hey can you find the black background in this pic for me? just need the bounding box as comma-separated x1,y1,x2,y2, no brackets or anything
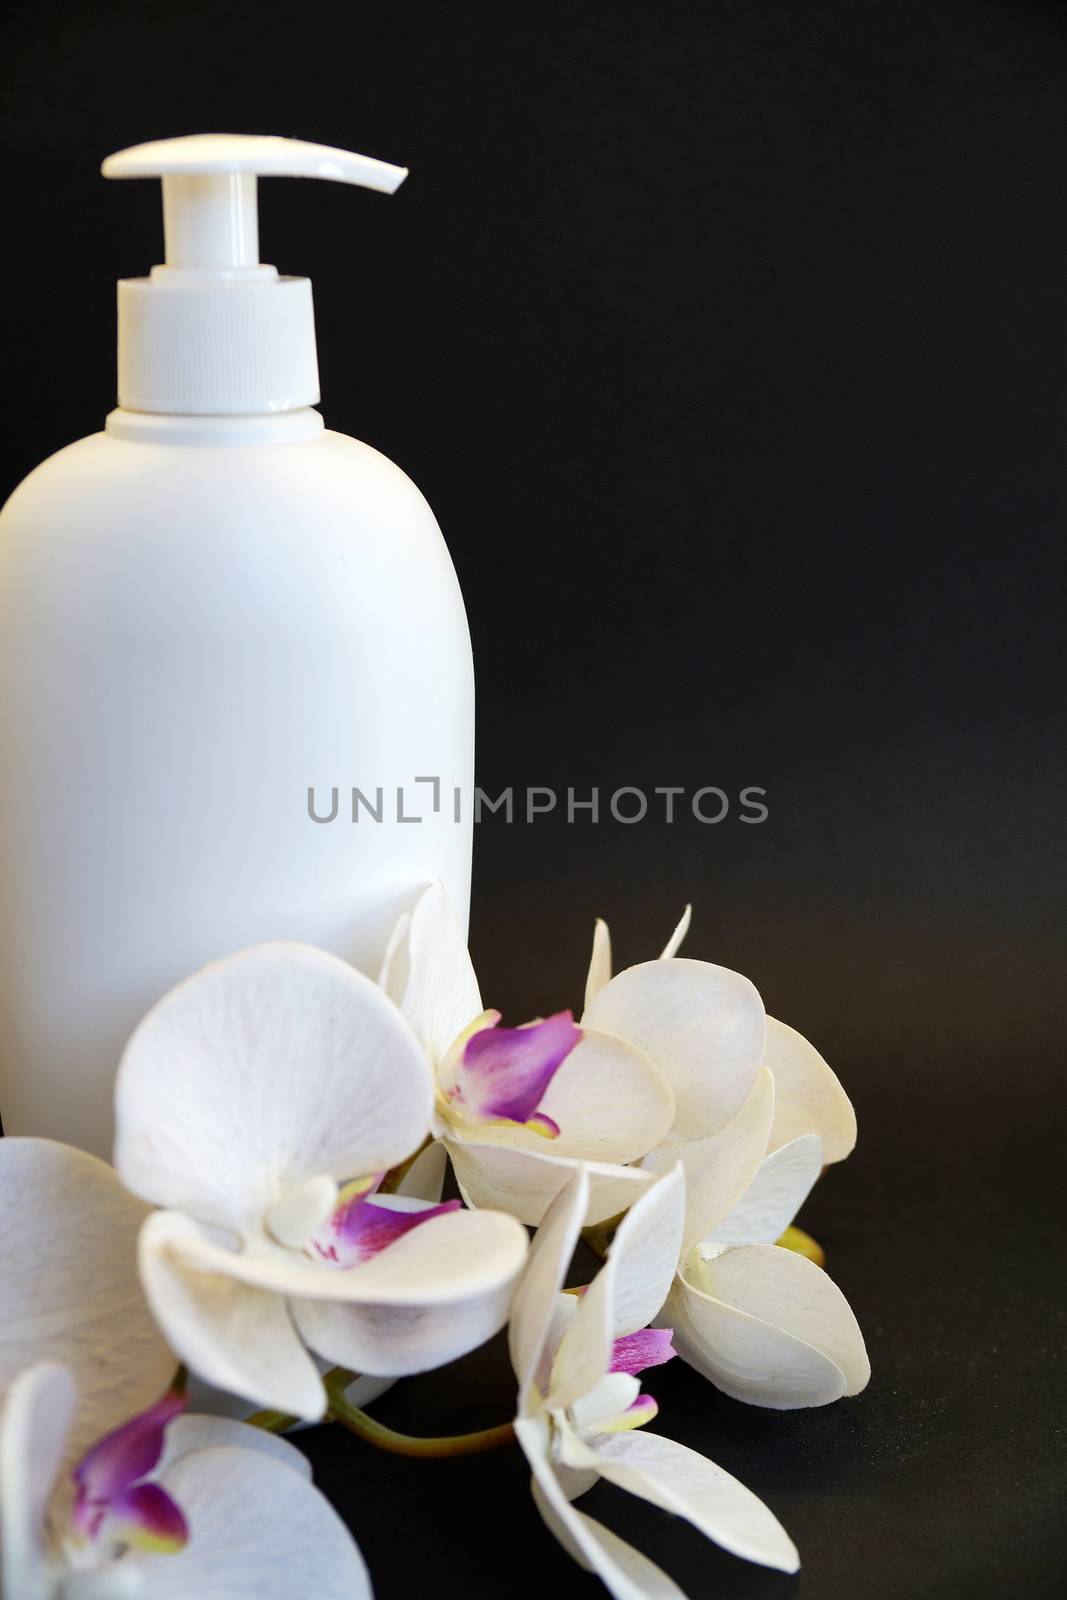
3,3,1066,1596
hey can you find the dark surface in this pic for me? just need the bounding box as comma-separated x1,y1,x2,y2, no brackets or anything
4,1,1066,1595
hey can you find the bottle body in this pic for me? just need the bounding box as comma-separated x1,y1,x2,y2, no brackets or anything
0,410,474,1158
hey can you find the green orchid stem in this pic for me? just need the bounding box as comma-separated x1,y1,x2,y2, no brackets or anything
245,1406,300,1433
323,1371,515,1459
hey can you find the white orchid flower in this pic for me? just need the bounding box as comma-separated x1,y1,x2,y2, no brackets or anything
508,1166,799,1599
587,907,857,1163
380,886,769,1225
113,942,529,1421
0,1362,369,1599
0,1139,176,1468
645,1067,870,1407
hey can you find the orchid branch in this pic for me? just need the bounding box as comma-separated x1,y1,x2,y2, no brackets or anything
244,1405,300,1433
323,1370,515,1459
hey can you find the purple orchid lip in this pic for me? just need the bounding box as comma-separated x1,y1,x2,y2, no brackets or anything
449,1010,581,1132
620,1393,659,1425
609,1327,676,1378
313,1188,462,1270
103,1480,190,1554
525,1111,561,1139
72,1391,189,1553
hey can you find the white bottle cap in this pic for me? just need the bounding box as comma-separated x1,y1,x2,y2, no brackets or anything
102,134,408,415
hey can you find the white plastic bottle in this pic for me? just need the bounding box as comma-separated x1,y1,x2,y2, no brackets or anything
0,135,474,1160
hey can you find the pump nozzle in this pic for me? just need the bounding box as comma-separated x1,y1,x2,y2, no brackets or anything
104,135,407,273
103,133,409,414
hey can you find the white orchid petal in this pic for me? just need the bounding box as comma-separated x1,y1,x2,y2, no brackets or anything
539,1295,580,1387
570,1373,642,1432
550,1166,685,1413
546,1267,628,1416
265,1175,339,1251
390,882,482,1065
0,1140,175,1463
0,1362,74,1600
764,1017,857,1163
600,1162,686,1338
536,1484,690,1600
447,1137,656,1227
695,1244,869,1396
291,1266,515,1378
562,1514,688,1600
659,905,691,960
553,1456,601,1503
114,943,433,1230
458,1027,673,1165
554,1411,617,1484
547,1282,612,1414
391,1138,449,1200
288,1206,527,1376
529,1468,594,1570
644,1068,774,1253
671,1245,869,1408
670,1280,845,1409
131,1444,370,1598
584,918,613,1010
539,1029,675,1161
161,1200,525,1306
582,959,765,1140
710,1134,823,1249
583,1428,800,1574
517,1416,686,1600
156,1414,312,1481
509,1171,589,1407
138,1212,326,1421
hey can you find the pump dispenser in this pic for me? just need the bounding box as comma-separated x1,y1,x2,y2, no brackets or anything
104,135,407,414
0,134,474,1162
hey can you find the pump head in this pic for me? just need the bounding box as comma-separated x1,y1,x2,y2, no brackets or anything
103,134,408,415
